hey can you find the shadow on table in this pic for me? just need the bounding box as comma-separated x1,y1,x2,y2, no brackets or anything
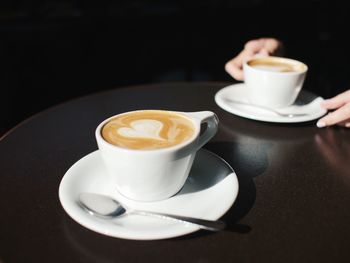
204,111,323,237
177,135,269,239
172,137,267,240
206,140,267,232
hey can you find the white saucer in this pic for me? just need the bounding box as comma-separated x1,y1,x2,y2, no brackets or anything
215,83,327,123
59,149,238,240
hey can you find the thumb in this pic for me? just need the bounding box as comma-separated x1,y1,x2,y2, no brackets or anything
321,90,350,110
257,48,269,57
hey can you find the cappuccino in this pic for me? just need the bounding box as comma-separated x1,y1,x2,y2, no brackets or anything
101,110,195,150
248,57,306,73
243,56,308,108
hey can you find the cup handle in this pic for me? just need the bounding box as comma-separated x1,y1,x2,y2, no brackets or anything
186,111,219,151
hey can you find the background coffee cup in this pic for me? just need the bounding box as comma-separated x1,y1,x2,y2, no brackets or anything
243,56,308,108
95,110,218,202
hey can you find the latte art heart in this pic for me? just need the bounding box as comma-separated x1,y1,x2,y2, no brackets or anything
118,120,165,141
101,110,195,150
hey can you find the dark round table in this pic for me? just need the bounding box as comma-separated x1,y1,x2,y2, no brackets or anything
1,82,350,263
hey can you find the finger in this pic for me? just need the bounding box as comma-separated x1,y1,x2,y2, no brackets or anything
262,38,283,54
257,48,270,57
225,53,245,81
225,49,254,81
225,59,244,81
321,90,350,109
244,39,264,53
316,103,350,127
335,118,350,128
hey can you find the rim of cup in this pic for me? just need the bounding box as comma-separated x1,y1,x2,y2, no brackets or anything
95,109,201,154
244,56,308,75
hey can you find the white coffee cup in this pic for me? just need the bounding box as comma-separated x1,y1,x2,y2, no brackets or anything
243,56,308,108
95,110,218,202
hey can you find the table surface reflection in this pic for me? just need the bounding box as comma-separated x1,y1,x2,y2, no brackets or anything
1,82,350,263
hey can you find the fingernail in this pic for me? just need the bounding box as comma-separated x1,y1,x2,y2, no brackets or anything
316,121,326,128
320,100,329,107
346,123,350,128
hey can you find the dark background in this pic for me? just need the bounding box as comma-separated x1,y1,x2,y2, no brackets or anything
1,0,350,134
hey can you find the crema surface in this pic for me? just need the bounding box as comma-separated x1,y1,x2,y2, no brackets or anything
248,58,305,73
101,111,195,150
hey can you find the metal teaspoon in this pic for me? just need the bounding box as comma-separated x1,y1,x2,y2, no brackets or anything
226,98,308,117
79,192,226,231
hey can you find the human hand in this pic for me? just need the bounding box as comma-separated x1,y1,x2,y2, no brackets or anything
316,90,350,128
225,38,284,81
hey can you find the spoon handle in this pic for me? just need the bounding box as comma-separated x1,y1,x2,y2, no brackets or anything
131,210,226,231
226,98,308,117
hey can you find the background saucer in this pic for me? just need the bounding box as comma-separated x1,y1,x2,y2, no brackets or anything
59,149,238,240
215,83,327,123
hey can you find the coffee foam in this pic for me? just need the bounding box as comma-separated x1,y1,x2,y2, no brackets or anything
118,119,165,141
101,111,195,150
248,58,305,73
251,64,294,72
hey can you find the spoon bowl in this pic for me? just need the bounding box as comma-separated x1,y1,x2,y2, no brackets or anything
79,192,226,231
